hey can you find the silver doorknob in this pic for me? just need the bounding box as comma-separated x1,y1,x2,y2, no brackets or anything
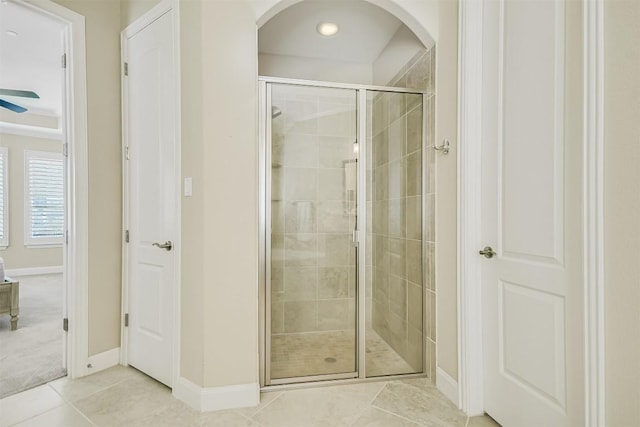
152,241,173,251
479,246,496,259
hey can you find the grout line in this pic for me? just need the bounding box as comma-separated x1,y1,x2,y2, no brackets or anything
4,391,67,427
50,371,134,404
46,383,105,426
372,405,428,426
246,390,285,420
367,380,388,406
345,381,388,426
65,400,98,427
46,369,140,426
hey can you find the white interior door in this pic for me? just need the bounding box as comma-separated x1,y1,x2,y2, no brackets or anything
125,10,176,388
481,1,584,425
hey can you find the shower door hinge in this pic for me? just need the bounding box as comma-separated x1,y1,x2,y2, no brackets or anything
124,313,129,327
125,230,129,243
61,53,67,69
63,318,68,332
124,62,129,76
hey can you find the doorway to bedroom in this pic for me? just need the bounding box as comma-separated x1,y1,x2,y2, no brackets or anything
0,0,68,398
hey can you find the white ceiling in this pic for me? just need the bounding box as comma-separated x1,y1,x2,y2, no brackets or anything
0,0,64,118
259,0,404,64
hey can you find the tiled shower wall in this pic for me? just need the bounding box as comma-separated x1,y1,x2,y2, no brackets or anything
270,86,358,337
369,47,436,379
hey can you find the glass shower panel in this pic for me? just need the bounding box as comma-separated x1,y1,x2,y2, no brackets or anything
365,91,424,377
269,83,358,381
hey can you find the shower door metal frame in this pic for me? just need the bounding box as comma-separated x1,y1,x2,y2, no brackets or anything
259,76,430,388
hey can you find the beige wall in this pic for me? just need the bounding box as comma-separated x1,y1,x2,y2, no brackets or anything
259,53,373,84
604,1,640,424
120,0,161,29
0,134,63,269
178,0,205,387
434,0,458,381
53,0,122,357
200,0,259,388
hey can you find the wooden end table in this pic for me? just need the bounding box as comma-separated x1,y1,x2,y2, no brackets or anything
0,277,19,330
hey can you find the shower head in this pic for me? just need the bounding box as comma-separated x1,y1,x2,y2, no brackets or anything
271,106,282,119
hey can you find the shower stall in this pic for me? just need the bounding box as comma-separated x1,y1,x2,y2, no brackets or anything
259,76,434,386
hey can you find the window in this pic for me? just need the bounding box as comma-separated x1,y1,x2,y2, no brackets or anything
0,147,7,248
25,150,64,246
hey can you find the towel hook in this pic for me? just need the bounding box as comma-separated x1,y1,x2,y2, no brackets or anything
434,139,450,155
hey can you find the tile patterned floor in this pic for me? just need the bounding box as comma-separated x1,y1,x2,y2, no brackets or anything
0,366,500,427
271,329,414,379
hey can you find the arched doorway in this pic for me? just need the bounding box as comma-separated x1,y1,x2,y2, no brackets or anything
257,0,438,387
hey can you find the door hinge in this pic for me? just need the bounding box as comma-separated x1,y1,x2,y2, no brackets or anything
65,230,69,245
63,318,68,332
125,229,129,243
124,313,129,327
125,146,130,160
124,62,129,76
61,53,67,69
63,142,69,157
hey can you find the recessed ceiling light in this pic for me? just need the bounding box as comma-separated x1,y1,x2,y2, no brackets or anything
316,22,339,37
6,30,18,37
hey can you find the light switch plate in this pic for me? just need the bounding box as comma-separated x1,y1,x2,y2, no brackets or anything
184,177,192,197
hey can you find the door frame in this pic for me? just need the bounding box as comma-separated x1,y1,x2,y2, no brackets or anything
456,0,606,424
18,0,89,379
120,0,182,388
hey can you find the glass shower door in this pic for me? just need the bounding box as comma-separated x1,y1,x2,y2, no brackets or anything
365,90,426,377
267,83,359,383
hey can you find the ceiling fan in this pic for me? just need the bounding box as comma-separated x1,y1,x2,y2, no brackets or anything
0,88,40,113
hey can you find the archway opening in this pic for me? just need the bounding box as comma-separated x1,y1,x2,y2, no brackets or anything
258,0,433,86
258,0,438,387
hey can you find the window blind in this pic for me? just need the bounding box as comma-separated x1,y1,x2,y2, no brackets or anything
26,152,63,244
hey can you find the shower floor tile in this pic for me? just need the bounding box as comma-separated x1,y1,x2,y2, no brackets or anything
270,329,415,380
271,330,356,379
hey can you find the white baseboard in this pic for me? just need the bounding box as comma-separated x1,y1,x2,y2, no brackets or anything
86,348,120,374
436,367,460,407
173,377,260,412
5,265,63,277
173,377,202,410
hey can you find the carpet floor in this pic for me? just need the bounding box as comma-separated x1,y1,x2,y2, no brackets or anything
0,274,66,398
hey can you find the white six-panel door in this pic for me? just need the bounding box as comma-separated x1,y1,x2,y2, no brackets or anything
124,10,176,387
481,0,584,425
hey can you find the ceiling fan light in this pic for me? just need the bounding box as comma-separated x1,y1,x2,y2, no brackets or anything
316,22,339,37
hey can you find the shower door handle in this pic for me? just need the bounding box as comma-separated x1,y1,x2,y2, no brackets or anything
152,241,173,251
